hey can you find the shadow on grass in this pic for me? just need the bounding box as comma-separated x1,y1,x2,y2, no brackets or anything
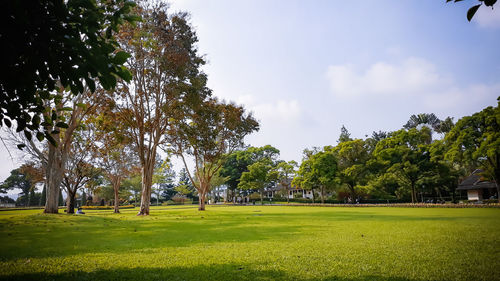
0,211,301,260
0,264,422,281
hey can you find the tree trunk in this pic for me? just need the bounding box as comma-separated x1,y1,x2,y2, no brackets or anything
411,182,416,204
66,191,76,214
113,180,121,213
311,188,315,203
138,162,154,216
286,187,289,204
321,186,325,204
44,144,64,214
199,192,206,211
260,189,264,205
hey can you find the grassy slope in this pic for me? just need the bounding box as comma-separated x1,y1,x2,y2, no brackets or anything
0,206,498,281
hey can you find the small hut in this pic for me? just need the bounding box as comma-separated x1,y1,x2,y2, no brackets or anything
456,169,498,201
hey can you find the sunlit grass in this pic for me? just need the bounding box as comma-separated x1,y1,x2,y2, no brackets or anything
0,205,498,280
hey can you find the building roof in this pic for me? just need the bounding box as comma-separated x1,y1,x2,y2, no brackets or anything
456,169,497,191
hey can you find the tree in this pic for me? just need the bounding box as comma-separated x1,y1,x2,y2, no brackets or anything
219,145,280,201
293,149,337,203
0,168,31,206
445,100,500,202
329,139,371,200
169,98,259,210
89,98,138,213
276,161,298,203
9,87,105,213
373,128,434,203
0,0,137,140
446,0,497,21
116,3,209,215
239,160,277,205
337,125,352,143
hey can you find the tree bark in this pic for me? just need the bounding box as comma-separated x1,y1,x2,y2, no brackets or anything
138,161,154,216
199,192,206,211
66,191,76,214
320,186,325,204
260,189,263,205
411,182,416,204
113,179,121,213
44,144,64,214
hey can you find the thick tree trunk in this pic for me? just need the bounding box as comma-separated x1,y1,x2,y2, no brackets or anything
44,144,64,214
311,188,315,203
199,192,206,211
66,192,76,214
321,186,325,204
260,190,264,205
138,162,154,216
286,187,289,204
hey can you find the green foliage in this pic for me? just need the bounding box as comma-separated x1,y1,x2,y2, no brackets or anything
372,127,434,203
0,0,138,140
445,100,500,201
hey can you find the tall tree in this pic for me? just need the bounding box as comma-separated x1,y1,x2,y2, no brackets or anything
90,97,138,213
116,3,209,215
169,98,259,210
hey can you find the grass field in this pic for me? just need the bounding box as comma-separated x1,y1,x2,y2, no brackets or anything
0,205,499,281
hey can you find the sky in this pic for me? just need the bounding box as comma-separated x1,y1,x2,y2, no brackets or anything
1,0,499,195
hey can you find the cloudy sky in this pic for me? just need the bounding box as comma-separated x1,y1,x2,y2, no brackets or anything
1,0,499,187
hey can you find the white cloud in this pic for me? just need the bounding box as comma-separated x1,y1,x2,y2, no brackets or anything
326,57,450,98
474,5,500,29
325,57,499,113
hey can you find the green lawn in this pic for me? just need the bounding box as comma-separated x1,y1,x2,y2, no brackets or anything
0,205,499,281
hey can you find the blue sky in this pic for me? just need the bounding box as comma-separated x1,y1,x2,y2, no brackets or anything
1,0,499,189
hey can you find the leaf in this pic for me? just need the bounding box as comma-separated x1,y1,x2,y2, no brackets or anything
51,130,60,135
467,4,481,21
24,130,32,141
45,133,57,147
36,132,45,142
3,118,11,128
56,122,69,129
17,144,26,150
113,51,131,65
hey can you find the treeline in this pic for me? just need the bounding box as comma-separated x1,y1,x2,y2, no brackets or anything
219,105,500,204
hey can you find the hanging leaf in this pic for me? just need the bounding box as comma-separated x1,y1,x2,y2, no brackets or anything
467,4,481,21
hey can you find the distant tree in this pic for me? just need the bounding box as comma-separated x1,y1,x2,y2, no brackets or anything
239,160,278,205
445,100,500,202
373,128,434,203
329,139,371,200
276,160,298,203
293,150,337,203
80,190,87,207
219,145,280,200
0,168,32,206
337,125,352,143
169,98,259,210
40,185,46,206
0,0,137,140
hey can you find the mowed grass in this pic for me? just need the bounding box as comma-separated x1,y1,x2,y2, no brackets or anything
0,206,499,281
